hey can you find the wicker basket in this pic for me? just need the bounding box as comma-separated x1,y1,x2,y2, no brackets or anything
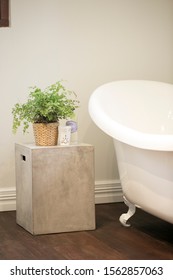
33,122,59,146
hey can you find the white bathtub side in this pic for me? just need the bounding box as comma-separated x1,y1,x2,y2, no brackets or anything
114,140,173,224
89,80,173,224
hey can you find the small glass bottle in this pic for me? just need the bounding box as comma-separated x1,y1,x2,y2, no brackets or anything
66,114,78,144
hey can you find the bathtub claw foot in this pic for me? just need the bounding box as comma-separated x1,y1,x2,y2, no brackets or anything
119,196,136,227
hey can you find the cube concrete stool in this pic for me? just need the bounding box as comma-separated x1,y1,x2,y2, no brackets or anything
15,143,95,235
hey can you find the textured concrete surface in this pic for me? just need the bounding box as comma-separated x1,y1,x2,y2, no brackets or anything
15,143,95,235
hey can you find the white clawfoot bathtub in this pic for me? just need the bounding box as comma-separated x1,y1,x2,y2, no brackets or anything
89,80,173,226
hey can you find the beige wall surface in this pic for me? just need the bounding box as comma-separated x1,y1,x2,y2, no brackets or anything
0,0,173,189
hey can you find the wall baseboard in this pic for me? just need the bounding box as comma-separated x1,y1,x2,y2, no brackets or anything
95,180,123,204
0,187,16,212
0,181,123,212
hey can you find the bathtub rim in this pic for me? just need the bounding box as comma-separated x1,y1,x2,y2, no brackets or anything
89,80,173,151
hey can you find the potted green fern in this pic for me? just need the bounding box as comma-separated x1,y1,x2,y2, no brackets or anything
12,81,80,146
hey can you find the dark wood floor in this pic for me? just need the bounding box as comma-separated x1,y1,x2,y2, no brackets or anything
0,202,173,260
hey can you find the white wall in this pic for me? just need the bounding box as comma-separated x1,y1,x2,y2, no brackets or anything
0,0,173,195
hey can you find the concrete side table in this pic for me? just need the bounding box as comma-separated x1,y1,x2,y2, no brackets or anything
15,143,95,235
